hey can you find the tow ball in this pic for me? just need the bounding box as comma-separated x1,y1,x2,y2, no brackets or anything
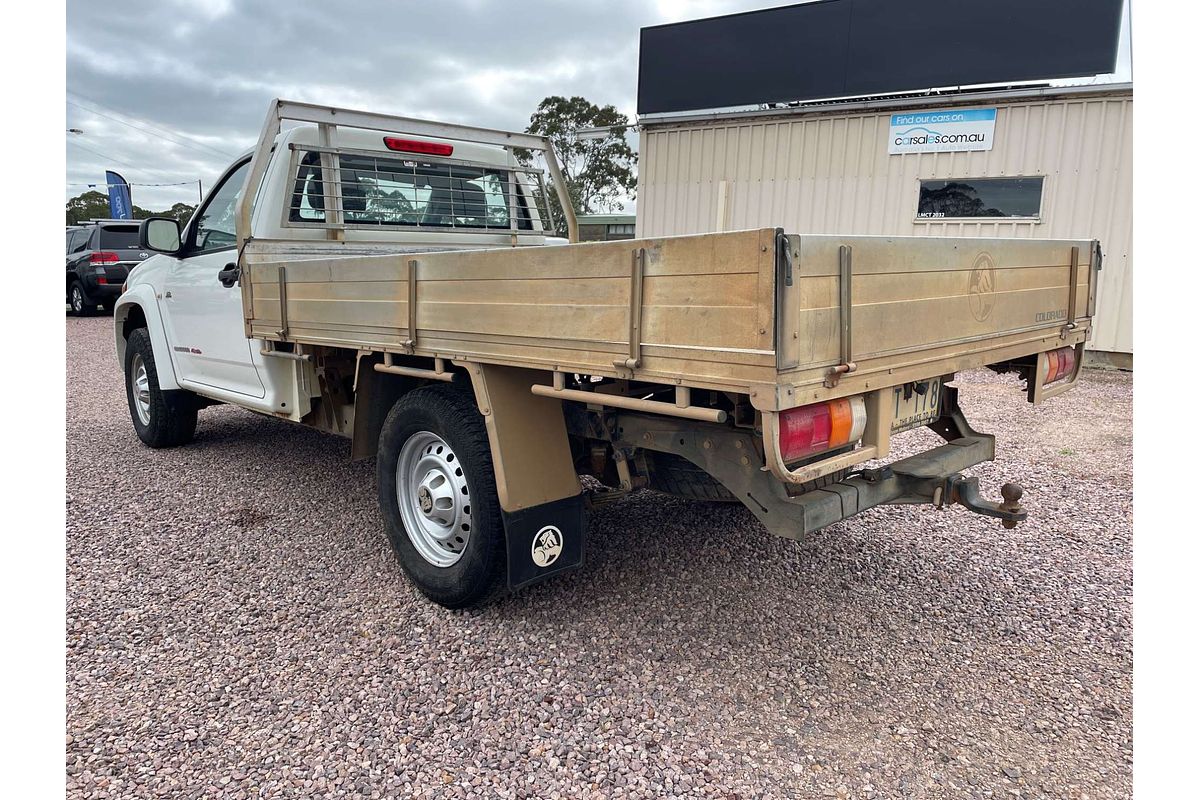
941,475,1027,529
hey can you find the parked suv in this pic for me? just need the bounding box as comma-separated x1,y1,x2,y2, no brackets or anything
66,221,151,315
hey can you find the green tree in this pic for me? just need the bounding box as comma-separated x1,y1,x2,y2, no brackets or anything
66,191,122,225
163,202,197,225
65,190,195,226
516,96,637,235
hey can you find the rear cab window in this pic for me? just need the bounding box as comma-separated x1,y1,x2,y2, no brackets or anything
290,151,532,230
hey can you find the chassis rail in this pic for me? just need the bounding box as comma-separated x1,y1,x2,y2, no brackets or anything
570,385,1024,540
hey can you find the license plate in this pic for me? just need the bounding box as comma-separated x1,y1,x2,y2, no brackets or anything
890,377,942,433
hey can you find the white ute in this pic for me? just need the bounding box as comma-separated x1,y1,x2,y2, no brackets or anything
115,100,1097,609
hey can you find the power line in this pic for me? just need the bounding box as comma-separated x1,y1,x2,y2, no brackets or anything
66,91,237,158
66,92,237,160
66,99,236,161
66,138,188,183
65,141,157,177
66,181,198,187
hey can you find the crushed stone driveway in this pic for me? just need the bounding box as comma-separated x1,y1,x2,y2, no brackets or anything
66,315,1131,799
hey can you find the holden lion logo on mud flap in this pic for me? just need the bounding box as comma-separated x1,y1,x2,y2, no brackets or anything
531,526,563,568
968,252,997,322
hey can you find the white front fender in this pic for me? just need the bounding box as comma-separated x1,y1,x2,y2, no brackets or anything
113,286,180,391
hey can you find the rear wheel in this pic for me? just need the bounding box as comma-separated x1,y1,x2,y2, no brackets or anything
124,328,197,448
646,451,738,502
69,282,96,316
376,385,506,609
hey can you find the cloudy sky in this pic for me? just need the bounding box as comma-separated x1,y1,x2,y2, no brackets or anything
66,0,1131,212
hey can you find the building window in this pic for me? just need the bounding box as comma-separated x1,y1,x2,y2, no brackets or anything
916,177,1044,220
608,224,635,235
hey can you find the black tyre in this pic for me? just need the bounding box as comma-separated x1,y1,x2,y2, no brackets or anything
646,451,738,503
69,282,96,316
376,385,506,609
124,328,198,448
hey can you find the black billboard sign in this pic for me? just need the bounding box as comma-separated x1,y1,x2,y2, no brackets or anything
637,0,1125,115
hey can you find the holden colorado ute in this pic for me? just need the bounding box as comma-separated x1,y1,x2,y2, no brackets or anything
113,100,1098,608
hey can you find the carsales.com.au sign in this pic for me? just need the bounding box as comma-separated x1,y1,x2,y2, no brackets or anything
888,107,996,155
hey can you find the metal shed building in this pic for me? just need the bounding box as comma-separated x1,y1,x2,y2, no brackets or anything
635,83,1132,365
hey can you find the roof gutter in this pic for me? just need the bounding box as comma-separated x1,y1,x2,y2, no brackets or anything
637,82,1134,128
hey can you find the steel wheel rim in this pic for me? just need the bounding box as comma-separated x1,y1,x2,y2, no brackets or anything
71,287,83,312
396,431,472,567
131,353,152,425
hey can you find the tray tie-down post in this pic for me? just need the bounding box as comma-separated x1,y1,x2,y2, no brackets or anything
613,247,645,377
825,244,857,388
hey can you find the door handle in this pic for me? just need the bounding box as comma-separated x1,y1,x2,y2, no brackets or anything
218,263,240,288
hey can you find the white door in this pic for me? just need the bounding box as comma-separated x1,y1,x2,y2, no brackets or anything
161,158,265,398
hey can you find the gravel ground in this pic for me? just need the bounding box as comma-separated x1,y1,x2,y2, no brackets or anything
66,315,1132,799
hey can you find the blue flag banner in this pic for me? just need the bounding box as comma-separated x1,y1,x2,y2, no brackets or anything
105,171,132,220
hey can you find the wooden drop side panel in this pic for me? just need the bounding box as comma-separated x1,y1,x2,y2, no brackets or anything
777,235,1095,377
242,228,780,390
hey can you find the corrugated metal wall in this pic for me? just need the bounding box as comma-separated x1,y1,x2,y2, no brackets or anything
636,89,1132,354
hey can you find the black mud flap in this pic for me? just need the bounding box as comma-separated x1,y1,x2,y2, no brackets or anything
502,494,586,591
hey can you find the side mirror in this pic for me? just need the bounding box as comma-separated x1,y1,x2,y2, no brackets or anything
139,217,182,254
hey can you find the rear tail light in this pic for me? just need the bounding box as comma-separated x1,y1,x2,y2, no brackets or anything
90,251,118,264
383,137,454,157
1041,346,1077,385
778,396,868,463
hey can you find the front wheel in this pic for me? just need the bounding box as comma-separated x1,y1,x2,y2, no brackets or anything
124,328,198,448
376,385,506,609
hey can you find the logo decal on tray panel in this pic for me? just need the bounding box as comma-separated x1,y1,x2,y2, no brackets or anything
968,252,996,322
531,526,563,568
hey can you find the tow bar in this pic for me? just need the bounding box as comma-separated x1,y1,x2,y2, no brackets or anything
943,475,1027,529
